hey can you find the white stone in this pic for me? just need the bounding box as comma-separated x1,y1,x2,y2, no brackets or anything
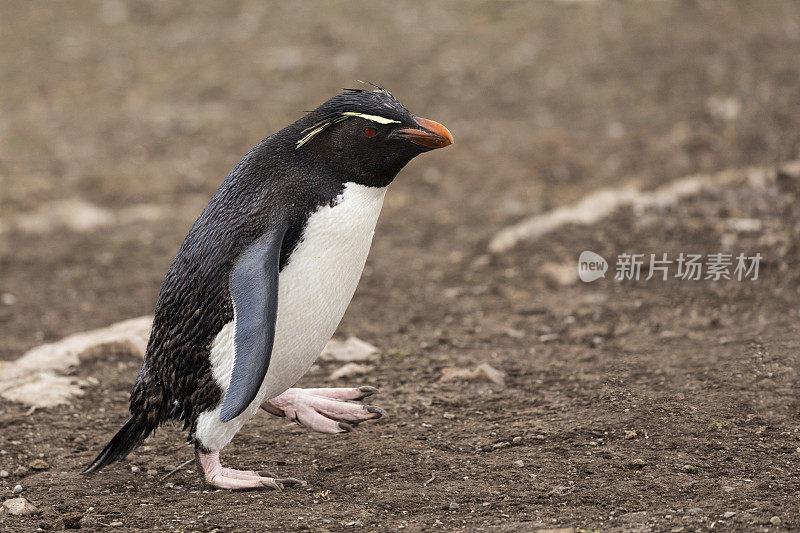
0,316,152,407
328,363,374,381
320,337,379,362
488,161,798,253
1,497,38,515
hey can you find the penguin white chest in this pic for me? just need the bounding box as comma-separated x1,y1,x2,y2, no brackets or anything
195,182,386,449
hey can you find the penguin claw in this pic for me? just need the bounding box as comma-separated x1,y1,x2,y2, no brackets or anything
358,386,379,398
366,405,386,418
259,471,307,487
276,477,307,487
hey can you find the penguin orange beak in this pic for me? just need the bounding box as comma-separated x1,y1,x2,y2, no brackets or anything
393,117,454,149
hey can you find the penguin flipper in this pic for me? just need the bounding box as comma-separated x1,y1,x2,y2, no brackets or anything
219,223,288,423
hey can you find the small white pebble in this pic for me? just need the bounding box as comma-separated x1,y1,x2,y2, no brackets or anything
514,460,524,467
12,484,23,493
110,521,123,527
770,516,781,526
131,466,140,473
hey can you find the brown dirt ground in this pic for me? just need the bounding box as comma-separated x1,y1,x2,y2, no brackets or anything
2,1,800,531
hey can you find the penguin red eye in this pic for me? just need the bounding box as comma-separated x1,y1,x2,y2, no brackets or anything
364,127,377,137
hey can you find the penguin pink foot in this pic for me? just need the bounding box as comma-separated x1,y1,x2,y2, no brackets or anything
197,449,305,490
261,386,385,433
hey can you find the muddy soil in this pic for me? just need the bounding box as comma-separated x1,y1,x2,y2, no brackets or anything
1,1,800,531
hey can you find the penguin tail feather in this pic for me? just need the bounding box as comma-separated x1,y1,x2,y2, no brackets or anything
83,416,148,474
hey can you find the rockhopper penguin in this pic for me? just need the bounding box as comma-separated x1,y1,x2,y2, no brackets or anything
84,86,453,490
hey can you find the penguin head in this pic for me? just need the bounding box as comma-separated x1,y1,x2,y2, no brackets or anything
294,87,453,188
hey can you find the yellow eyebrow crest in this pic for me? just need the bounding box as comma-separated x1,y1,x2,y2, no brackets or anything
296,111,401,149
296,123,329,148
340,112,401,124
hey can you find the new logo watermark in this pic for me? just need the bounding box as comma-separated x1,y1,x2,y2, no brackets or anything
578,251,608,282
578,251,761,282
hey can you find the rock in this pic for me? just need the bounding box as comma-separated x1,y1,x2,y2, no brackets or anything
0,470,8,478
12,484,23,494
0,199,169,237
13,466,28,477
328,363,373,380
110,521,123,527
770,516,781,526
439,363,506,387
442,287,463,298
344,520,362,527
512,436,522,444
79,516,97,528
449,502,460,510
1,497,38,515
514,460,524,467
504,327,525,339
29,459,49,470
627,458,647,469
0,316,152,407
488,164,769,253
443,412,455,420
62,513,83,529
470,255,491,269
9,199,114,235
0,373,82,410
624,430,638,440
726,218,762,232
541,262,578,286
706,95,741,121
687,507,702,515
682,465,699,473
131,466,140,473
723,511,735,519
320,337,379,362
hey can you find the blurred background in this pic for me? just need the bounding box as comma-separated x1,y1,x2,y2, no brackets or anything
2,1,800,530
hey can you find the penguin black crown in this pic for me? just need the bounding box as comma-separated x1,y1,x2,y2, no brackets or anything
85,86,453,490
